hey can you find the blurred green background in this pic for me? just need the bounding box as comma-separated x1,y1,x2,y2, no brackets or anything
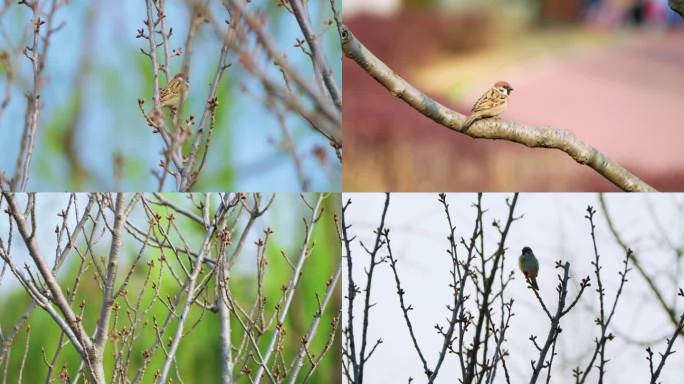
0,0,342,191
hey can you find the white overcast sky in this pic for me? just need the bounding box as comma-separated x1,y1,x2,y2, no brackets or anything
343,193,684,383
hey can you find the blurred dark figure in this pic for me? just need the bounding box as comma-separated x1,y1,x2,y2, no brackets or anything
628,0,646,23
584,0,680,26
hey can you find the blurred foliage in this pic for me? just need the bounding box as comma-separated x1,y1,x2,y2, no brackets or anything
193,62,235,191
0,0,340,191
402,0,441,9
36,93,80,189
0,194,341,383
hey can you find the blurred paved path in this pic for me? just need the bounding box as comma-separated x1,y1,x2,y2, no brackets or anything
344,22,684,191
487,30,684,170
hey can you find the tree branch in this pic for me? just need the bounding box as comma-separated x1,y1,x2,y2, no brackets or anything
93,193,127,360
3,192,99,382
647,289,684,383
287,0,342,109
339,25,655,193
157,197,232,383
599,194,684,335
529,261,590,384
252,193,326,383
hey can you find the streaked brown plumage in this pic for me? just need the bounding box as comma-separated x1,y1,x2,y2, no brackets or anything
147,73,189,123
159,73,189,108
462,81,513,130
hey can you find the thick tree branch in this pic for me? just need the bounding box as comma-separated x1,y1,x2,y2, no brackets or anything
93,194,127,350
3,192,100,382
340,26,655,193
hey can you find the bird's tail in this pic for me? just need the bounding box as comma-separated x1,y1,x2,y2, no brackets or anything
528,276,539,291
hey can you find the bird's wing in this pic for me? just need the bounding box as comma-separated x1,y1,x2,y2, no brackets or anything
529,256,539,275
519,254,539,277
159,85,173,104
471,88,506,113
159,77,188,105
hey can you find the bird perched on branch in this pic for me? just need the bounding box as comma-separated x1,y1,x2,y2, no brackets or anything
159,73,190,109
462,81,513,130
519,246,539,290
148,73,190,122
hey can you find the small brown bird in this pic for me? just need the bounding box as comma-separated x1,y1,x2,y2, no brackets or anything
147,73,189,124
518,246,539,291
159,73,190,109
462,81,513,130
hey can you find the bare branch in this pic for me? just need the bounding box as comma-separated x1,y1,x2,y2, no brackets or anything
287,0,341,109
340,26,655,192
253,193,326,383
528,261,590,384
646,289,684,383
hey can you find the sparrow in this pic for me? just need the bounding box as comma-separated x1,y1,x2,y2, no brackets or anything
159,73,190,109
518,246,539,290
462,81,513,130
148,73,190,122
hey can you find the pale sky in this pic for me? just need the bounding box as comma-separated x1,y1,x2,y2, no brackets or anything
0,1,340,191
343,193,684,383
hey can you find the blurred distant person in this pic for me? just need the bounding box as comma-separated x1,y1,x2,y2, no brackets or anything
630,0,646,23
640,0,682,26
587,0,678,26
637,0,668,24
586,0,632,27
